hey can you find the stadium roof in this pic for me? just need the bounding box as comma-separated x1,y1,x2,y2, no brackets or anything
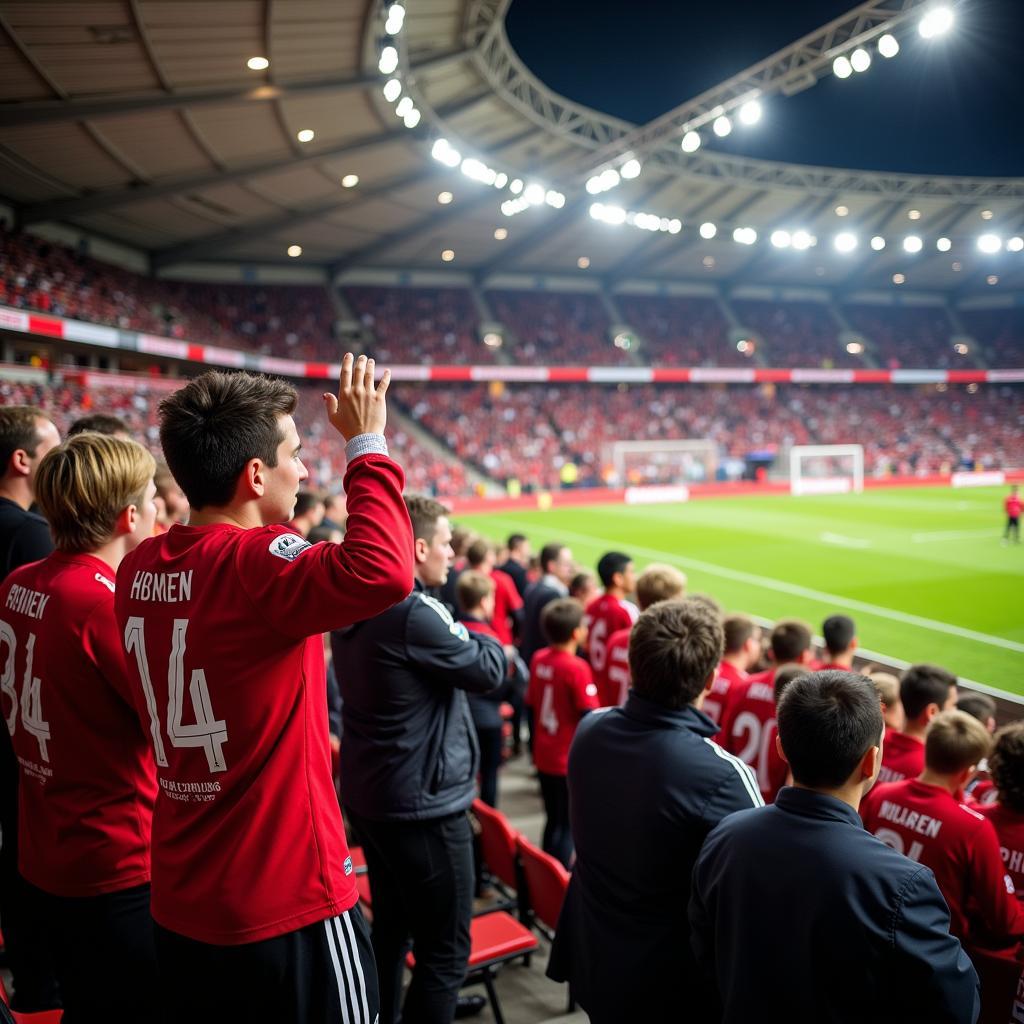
1,0,1022,294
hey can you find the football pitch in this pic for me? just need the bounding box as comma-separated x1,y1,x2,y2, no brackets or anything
458,485,1024,697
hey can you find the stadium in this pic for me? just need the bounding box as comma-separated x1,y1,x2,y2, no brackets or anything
0,0,1022,1021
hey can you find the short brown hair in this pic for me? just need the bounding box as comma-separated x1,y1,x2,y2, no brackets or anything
67,413,130,438
723,614,757,655
0,406,48,474
990,723,1024,813
465,537,494,569
35,434,155,552
769,620,812,663
541,598,584,645
867,671,901,711
158,372,297,510
629,598,723,710
404,494,449,543
457,570,494,615
635,563,687,610
924,710,991,775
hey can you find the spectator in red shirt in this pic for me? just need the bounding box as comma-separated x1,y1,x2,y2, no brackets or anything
585,552,639,707
603,563,687,708
978,723,1024,901
3,432,159,1022
527,598,599,867
820,614,857,671
879,664,958,784
464,538,523,647
704,614,761,725
1004,485,1021,545
862,710,1024,953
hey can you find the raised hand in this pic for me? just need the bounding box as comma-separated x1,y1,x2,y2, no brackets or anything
323,353,390,441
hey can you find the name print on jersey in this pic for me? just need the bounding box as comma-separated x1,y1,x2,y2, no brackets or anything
5,584,50,619
129,570,193,603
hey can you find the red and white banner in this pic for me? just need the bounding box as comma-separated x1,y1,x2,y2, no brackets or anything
2,304,1023,385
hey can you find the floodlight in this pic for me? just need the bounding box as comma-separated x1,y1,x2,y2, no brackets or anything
1007,237,1024,252
936,237,951,252
713,115,732,137
247,56,269,71
919,6,953,39
621,159,642,179
833,56,853,79
877,34,899,58
681,131,701,153
770,230,791,249
902,235,923,254
870,235,886,251
791,230,813,251
378,47,399,74
977,234,1002,254
383,79,402,102
699,222,717,239
834,232,858,253
403,107,420,128
395,97,413,117
850,48,871,72
739,100,762,126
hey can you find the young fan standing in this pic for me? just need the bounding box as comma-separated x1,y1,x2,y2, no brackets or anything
115,355,413,1023
0,433,159,1023
584,551,638,707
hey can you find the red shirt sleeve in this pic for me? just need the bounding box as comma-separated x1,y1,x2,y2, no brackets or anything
234,454,413,639
968,816,1024,940
571,660,600,717
81,595,136,707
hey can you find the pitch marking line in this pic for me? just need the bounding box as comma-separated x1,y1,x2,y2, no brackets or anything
506,522,1024,655
820,532,871,549
911,529,1004,543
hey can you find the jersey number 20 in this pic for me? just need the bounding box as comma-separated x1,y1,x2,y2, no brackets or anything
125,617,228,773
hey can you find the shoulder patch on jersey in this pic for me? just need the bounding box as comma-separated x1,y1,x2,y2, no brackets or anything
94,572,115,594
450,621,469,641
417,593,469,640
585,683,598,697
268,533,312,562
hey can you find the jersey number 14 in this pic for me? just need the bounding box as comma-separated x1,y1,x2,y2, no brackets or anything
125,617,228,773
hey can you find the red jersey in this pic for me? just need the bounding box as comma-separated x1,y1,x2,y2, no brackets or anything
604,627,632,707
489,567,523,646
1007,495,1022,518
585,593,638,707
878,728,925,784
977,803,1024,903
0,552,156,898
861,779,1024,947
114,453,412,945
704,661,748,726
719,678,786,803
526,648,599,776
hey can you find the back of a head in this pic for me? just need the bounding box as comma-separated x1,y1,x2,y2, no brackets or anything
776,671,883,789
822,614,856,656
955,691,997,727
0,405,47,478
541,597,584,645
404,494,448,543
723,614,757,655
628,598,724,711
597,551,632,589
66,413,130,439
507,533,527,554
866,670,901,711
34,433,155,553
770,620,812,664
635,562,687,611
449,525,475,558
900,664,957,723
293,491,324,520
990,723,1024,813
158,371,297,510
924,710,991,775
774,664,811,703
457,569,494,616
465,537,494,569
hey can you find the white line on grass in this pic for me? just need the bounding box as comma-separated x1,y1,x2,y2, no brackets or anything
820,532,872,549
911,529,1004,543
511,523,1024,655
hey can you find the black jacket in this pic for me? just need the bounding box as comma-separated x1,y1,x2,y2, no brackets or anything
331,580,506,821
547,695,763,1022
519,576,564,664
0,498,52,581
497,558,528,598
690,786,980,1024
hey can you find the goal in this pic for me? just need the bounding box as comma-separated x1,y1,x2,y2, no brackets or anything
606,439,718,487
789,444,864,496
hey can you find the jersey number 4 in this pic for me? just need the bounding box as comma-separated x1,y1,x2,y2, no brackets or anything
125,617,228,773
0,622,51,762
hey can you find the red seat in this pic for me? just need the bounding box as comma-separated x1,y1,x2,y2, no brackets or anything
472,799,521,912
967,945,1023,1024
516,835,569,939
406,911,539,1024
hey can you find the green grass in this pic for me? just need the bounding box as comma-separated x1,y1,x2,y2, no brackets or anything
458,486,1024,695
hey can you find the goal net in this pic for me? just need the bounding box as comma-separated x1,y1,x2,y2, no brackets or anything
789,444,864,496
605,439,718,488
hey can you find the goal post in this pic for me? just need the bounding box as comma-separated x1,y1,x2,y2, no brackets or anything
789,444,864,496
606,439,718,487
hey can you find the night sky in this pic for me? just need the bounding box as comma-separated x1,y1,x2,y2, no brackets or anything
505,0,1024,176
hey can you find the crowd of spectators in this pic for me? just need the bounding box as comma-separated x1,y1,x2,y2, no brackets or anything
842,303,960,369
0,375,468,499
960,308,1024,368
614,295,747,367
343,285,493,365
400,382,1024,490
731,298,861,368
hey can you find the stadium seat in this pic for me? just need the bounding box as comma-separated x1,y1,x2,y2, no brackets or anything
516,835,575,1013
472,799,524,915
406,911,539,1024
966,946,1023,1024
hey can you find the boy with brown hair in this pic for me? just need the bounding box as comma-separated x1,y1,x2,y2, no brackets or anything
526,598,599,867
